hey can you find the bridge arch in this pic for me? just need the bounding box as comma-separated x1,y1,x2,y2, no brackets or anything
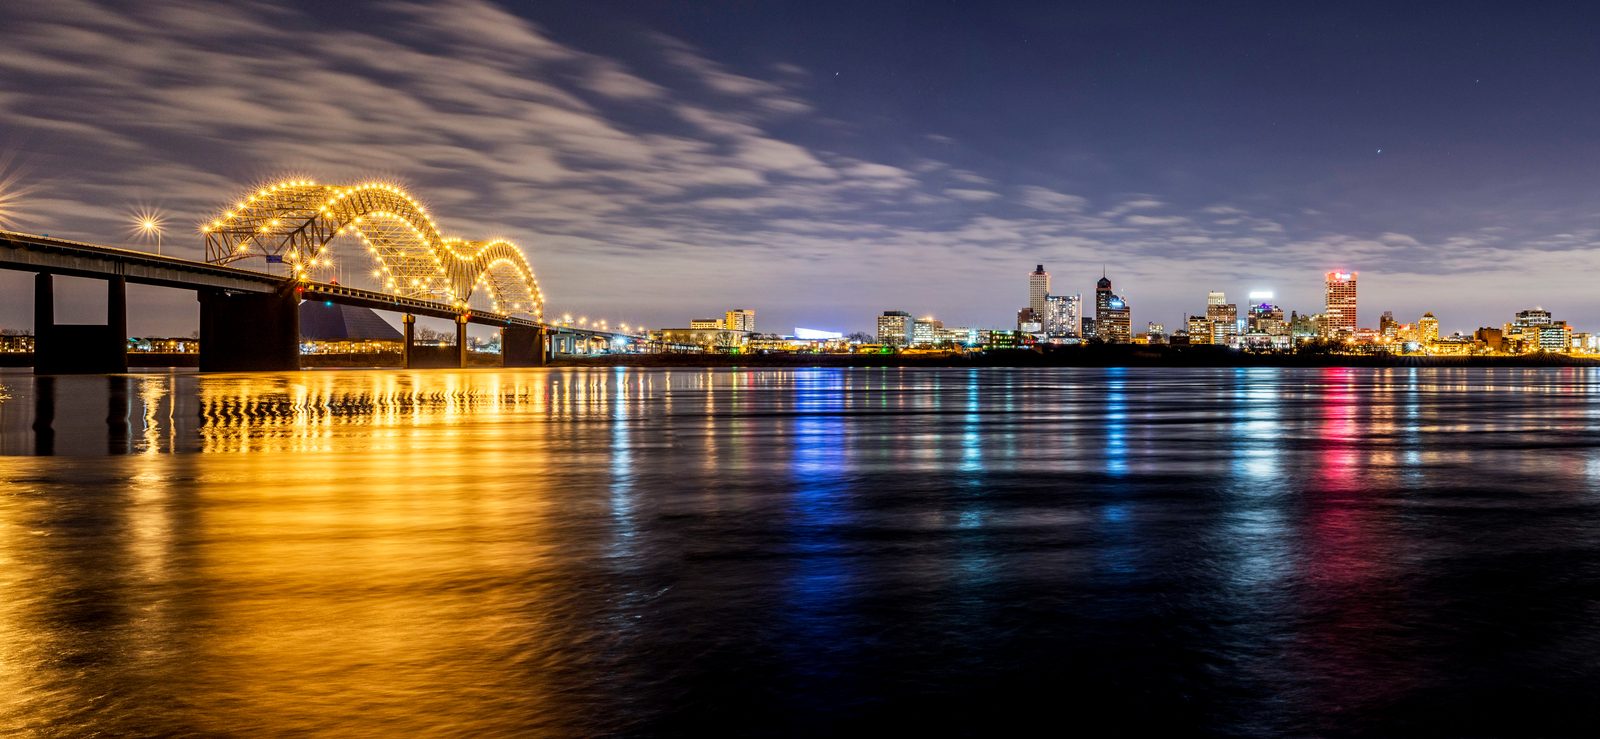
201,179,544,318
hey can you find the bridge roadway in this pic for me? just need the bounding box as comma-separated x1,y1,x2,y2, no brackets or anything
0,229,617,372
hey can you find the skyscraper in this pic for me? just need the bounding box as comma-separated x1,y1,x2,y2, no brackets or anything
1029,264,1050,317
1044,293,1081,338
1205,291,1238,347
1418,312,1440,344
1095,273,1131,343
1324,271,1358,337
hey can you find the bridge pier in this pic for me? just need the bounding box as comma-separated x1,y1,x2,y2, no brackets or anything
402,314,415,369
502,325,549,367
456,315,469,368
33,272,129,374
197,288,300,372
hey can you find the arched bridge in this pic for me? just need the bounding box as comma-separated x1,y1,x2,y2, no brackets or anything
201,179,543,319
0,179,629,373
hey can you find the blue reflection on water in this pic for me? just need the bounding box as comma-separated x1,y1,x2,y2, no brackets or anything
784,370,856,652
1104,368,1128,477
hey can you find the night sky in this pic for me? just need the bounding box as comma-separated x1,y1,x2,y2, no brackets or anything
3,0,1600,336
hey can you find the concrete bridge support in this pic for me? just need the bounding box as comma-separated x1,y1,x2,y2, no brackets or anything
502,325,549,367
197,288,301,372
401,313,470,368
33,272,128,374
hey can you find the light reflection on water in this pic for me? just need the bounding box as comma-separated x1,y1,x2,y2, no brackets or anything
3,367,1600,734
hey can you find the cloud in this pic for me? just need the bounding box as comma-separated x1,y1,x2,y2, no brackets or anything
945,188,1001,202
1125,214,1189,226
1016,186,1089,213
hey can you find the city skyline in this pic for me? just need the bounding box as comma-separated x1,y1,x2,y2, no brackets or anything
6,1,1600,335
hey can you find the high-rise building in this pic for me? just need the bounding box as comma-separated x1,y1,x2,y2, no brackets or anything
1379,311,1398,340
1204,291,1239,347
724,308,755,332
1044,294,1082,338
1324,271,1358,337
876,310,912,347
912,318,942,346
1247,302,1287,336
1029,264,1050,317
1095,274,1131,343
1418,312,1440,344
1187,314,1212,344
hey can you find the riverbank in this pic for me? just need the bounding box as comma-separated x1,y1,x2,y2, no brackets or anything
552,345,1600,368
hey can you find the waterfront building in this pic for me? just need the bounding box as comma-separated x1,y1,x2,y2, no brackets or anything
1323,271,1358,338
1379,311,1398,340
1504,308,1560,353
1186,314,1212,344
689,318,723,329
1044,294,1082,338
1016,307,1042,334
0,333,34,353
912,318,942,346
1475,327,1505,353
655,327,750,352
1029,264,1050,317
1205,292,1239,347
1247,302,1287,337
1095,274,1132,343
1418,312,1440,344
724,309,756,332
877,310,913,347
1142,322,1167,344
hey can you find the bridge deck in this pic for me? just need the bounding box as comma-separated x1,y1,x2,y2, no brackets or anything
1,229,617,339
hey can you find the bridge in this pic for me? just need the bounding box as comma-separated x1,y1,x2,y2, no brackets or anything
0,180,627,372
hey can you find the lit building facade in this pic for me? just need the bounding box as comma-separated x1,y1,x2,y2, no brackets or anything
1029,264,1050,317
690,318,723,329
1187,315,1212,344
1044,293,1081,338
1418,312,1440,344
877,310,913,347
1323,271,1358,337
724,309,756,332
1205,291,1239,347
1095,275,1131,343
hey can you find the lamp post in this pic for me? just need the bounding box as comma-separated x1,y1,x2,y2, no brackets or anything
134,212,164,255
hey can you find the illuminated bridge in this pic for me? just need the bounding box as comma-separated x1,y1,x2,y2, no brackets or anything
0,180,624,372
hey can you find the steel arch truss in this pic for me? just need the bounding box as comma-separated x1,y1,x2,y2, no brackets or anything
202,179,545,318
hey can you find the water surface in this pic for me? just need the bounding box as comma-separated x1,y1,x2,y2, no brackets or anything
2,367,1598,735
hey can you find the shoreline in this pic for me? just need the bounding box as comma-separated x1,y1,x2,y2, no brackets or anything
551,346,1600,369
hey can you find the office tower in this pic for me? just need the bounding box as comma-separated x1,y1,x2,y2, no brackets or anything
877,310,912,347
724,308,755,332
1044,294,1082,338
1247,301,1286,336
912,318,942,346
1379,311,1397,340
1418,312,1440,343
1095,274,1131,343
1029,264,1051,317
1205,291,1238,347
1324,271,1358,337
1187,314,1213,344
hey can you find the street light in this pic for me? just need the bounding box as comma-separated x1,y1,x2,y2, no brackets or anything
131,209,165,255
